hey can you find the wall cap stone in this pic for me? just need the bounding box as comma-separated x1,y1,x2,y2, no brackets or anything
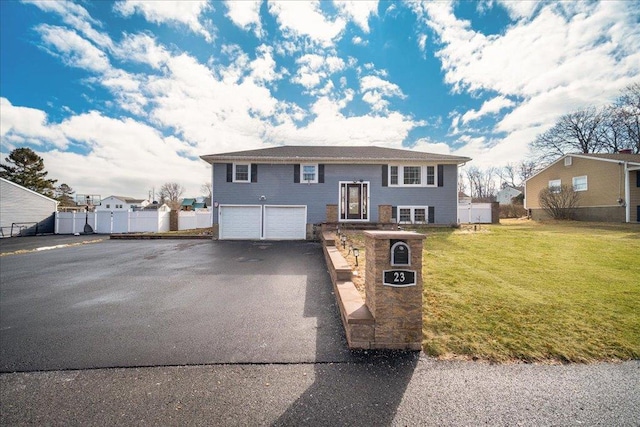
363,230,426,240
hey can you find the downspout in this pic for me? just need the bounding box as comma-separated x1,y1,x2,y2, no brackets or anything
624,162,630,223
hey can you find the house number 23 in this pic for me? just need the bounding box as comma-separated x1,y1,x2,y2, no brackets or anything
393,271,406,283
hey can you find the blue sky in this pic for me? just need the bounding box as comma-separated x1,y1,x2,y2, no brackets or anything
1,0,639,199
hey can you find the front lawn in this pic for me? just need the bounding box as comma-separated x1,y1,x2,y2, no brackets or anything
419,220,640,363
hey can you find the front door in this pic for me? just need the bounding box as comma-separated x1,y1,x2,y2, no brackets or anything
340,182,369,221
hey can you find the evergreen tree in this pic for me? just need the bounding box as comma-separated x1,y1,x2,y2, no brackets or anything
55,183,76,207
0,147,57,197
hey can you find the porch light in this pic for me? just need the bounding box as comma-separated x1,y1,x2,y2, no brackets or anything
341,234,347,249
353,247,360,267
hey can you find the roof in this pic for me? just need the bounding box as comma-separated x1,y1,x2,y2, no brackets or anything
181,198,196,206
193,202,207,209
105,195,146,204
525,152,640,183
200,145,471,165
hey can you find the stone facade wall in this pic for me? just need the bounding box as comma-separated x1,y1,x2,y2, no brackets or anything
326,204,338,223
364,231,425,350
378,205,392,223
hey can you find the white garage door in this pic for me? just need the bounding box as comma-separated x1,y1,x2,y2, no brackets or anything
264,205,307,240
218,205,307,240
219,205,262,239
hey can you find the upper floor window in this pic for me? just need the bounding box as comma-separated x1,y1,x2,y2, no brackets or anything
301,164,318,183
234,163,250,182
388,165,436,187
573,175,587,192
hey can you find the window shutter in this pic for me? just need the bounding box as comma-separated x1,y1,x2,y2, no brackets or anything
437,165,444,187
428,206,435,224
226,164,233,182
637,171,640,187
294,164,300,183
251,164,258,183
382,165,388,187
319,164,325,183
391,206,397,220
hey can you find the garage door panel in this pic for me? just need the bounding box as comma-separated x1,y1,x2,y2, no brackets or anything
264,206,306,240
219,205,262,239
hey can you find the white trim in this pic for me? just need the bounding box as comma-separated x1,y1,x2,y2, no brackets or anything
397,205,429,224
338,181,370,222
387,164,437,187
233,163,251,183
572,175,588,191
300,163,319,184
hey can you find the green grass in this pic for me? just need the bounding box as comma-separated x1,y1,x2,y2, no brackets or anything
411,220,640,363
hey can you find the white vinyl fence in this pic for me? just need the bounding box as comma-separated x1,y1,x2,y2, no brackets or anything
55,211,212,234
458,203,493,224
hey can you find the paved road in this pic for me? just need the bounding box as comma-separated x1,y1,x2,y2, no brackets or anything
1,238,638,425
1,239,352,371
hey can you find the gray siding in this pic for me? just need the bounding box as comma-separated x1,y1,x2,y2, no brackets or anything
0,179,58,231
212,163,459,225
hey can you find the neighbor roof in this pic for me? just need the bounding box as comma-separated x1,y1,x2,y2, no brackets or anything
200,145,471,165
571,153,640,164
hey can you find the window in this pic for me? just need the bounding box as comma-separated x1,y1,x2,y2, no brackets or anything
106,204,110,209
397,206,429,224
573,175,587,191
564,156,572,166
549,179,561,193
390,166,398,185
301,164,318,183
234,164,250,182
388,165,437,187
403,166,421,185
426,166,435,186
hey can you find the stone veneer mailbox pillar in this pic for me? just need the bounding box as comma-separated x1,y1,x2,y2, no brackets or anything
364,230,425,350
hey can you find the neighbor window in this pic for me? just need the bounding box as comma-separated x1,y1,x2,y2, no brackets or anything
573,175,588,192
390,166,398,185
234,163,250,182
426,166,435,186
301,164,318,183
106,204,110,209
549,179,561,193
564,156,572,166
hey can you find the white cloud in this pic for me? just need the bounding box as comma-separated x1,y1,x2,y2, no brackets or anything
333,0,378,33
225,0,262,35
412,137,453,155
116,33,171,69
249,45,282,83
360,75,406,111
292,53,346,90
0,98,68,149
268,1,346,47
352,36,366,45
461,95,515,124
114,0,214,42
36,25,111,73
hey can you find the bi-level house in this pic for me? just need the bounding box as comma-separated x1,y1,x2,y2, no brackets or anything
200,146,470,239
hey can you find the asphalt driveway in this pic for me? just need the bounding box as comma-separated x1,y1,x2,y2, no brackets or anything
0,238,352,372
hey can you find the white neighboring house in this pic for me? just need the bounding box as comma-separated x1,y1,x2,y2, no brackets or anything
496,186,523,205
95,195,149,212
140,202,171,212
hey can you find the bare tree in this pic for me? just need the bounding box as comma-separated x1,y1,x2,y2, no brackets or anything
201,182,212,199
538,184,580,220
159,182,185,210
465,166,497,201
613,82,640,153
530,107,605,164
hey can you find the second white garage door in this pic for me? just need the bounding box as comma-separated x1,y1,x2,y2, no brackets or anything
218,205,307,240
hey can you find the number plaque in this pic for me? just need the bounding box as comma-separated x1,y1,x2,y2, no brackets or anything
383,270,416,287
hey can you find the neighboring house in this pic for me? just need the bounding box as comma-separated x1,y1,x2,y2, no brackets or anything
139,202,171,212
96,196,149,212
200,145,471,240
524,153,640,222
0,177,58,236
180,198,208,211
496,186,523,205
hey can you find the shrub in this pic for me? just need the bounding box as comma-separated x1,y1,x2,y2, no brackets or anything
538,184,580,219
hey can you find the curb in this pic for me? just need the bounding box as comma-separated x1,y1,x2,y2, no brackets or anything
110,234,212,240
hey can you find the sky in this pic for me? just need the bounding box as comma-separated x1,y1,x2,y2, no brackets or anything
1,0,639,200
